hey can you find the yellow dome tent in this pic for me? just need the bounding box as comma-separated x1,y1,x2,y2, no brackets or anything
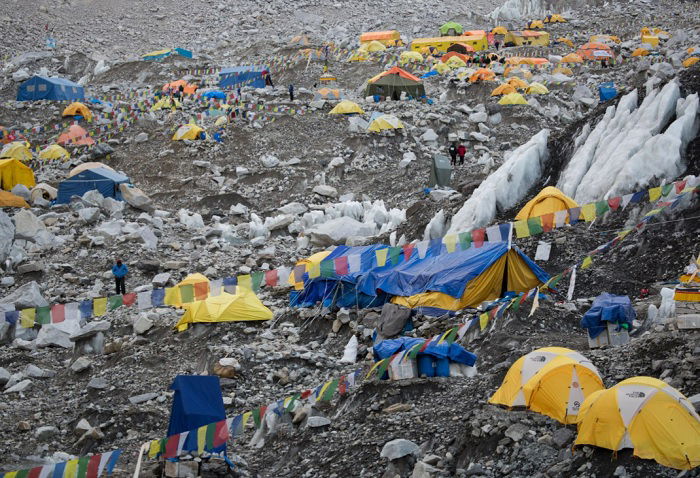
399,51,423,65
557,37,574,48
575,376,700,470
491,83,517,96
446,56,467,69
0,190,29,208
683,57,699,68
0,159,35,191
151,98,181,111
433,62,451,74
498,93,528,105
553,66,574,76
489,347,604,424
367,114,404,133
68,162,115,178
632,47,650,57
173,124,204,141
365,40,387,52
545,14,567,23
329,100,365,115
507,77,529,89
38,144,70,161
288,251,332,289
515,186,577,220
525,82,549,94
561,53,583,63
492,26,508,35
62,102,93,121
165,273,211,307
0,141,32,162
526,20,545,29
175,289,273,332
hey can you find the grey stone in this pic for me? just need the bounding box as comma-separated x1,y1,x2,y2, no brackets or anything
307,416,331,428
0,211,14,262
36,323,81,348
312,185,338,198
78,207,101,224
134,132,149,143
133,314,154,335
412,461,440,478
0,367,10,386
10,184,30,200
614,465,627,477
75,418,92,435
552,428,574,448
4,379,32,393
70,356,93,373
35,426,58,440
504,423,528,442
688,393,700,412
14,209,54,246
102,197,125,216
465,462,486,476
337,308,351,324
129,392,159,404
87,377,108,390
468,111,488,123
381,438,420,461
69,320,111,342
24,364,55,379
17,262,43,275
152,272,171,287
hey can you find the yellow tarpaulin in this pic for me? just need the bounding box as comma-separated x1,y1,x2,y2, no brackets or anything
175,290,272,332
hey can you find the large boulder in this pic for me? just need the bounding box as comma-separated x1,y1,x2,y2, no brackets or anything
36,321,82,348
0,281,48,309
381,439,420,461
0,211,15,263
120,184,154,213
13,210,54,247
307,217,376,246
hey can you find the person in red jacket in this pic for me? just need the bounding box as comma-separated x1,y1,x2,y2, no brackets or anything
457,143,467,165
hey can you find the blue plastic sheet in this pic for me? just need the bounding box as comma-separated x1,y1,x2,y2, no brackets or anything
580,292,636,338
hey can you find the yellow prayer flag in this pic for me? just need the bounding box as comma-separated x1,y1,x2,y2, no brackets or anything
644,208,662,217
617,229,632,240
148,440,161,458
479,313,489,330
581,256,593,269
164,286,179,306
581,203,596,222
65,459,79,477
365,359,386,379
93,297,107,316
317,380,332,401
648,186,661,202
241,411,252,429
237,274,252,290
197,424,207,453
3,472,17,478
307,263,320,279
443,234,457,253
375,248,388,267
20,308,36,328
438,329,452,344
514,220,530,238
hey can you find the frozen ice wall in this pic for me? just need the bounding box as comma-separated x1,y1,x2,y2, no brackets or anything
557,80,698,203
446,129,550,234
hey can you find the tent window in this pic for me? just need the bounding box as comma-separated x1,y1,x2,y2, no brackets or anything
61,85,66,91
72,87,77,93
38,84,47,91
26,85,35,92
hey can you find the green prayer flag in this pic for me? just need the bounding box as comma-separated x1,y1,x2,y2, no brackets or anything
179,284,194,303
595,200,609,216
526,217,543,236
15,470,29,478
661,183,673,197
511,295,521,312
320,260,335,278
77,456,89,478
36,306,51,325
251,271,264,291
252,407,263,428
376,358,391,378
445,328,458,344
107,295,123,311
321,379,340,401
285,393,300,412
458,231,472,250
205,422,216,449
389,246,402,265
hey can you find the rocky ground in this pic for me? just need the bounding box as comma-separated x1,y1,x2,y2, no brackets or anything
1,0,700,476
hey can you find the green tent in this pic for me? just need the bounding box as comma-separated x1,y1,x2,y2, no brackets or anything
439,21,464,36
365,67,426,100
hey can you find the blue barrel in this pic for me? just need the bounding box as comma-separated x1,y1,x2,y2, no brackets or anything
435,358,450,377
417,355,435,377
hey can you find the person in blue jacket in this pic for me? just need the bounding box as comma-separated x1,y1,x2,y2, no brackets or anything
112,259,128,295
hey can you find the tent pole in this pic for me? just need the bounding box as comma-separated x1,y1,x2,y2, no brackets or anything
132,442,149,478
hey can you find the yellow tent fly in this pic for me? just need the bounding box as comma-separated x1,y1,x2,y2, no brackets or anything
38,144,70,161
165,273,211,307
172,124,204,141
0,190,29,208
525,82,549,94
515,186,577,220
0,158,35,191
491,84,517,96
367,114,403,132
498,93,528,105
0,142,32,162
175,289,273,332
683,57,699,67
62,102,93,121
329,100,364,115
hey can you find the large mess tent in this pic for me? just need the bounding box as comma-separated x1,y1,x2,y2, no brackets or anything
489,347,604,424
365,67,425,100
218,66,270,89
175,289,273,332
516,187,578,221
162,80,198,95
292,242,549,315
68,162,115,177
575,376,700,470
0,159,35,191
17,76,84,101
56,167,129,204
359,30,402,46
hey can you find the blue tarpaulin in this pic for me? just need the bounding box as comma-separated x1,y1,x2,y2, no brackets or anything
55,167,129,204
17,76,85,101
373,337,477,365
168,375,226,454
219,66,269,89
202,91,227,100
580,292,636,338
598,82,617,102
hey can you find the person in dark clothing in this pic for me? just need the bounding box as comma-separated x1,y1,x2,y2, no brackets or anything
112,259,128,295
494,40,500,50
448,143,458,166
457,143,467,165
178,85,185,100
288,84,294,101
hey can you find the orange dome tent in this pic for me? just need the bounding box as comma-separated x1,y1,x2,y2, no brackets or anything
441,52,471,64
57,125,95,146
469,68,496,83
577,42,614,61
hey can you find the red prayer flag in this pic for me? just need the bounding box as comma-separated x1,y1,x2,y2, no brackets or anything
338,375,347,395
194,281,209,300
122,292,136,307
214,419,229,447
675,180,686,194
607,196,621,210
87,454,101,478
541,213,554,233
402,244,414,261
27,467,41,478
334,256,349,275
300,389,312,399
472,229,485,248
264,269,278,286
50,304,65,323
164,434,180,458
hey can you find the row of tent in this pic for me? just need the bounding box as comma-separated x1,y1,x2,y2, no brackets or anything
489,347,700,470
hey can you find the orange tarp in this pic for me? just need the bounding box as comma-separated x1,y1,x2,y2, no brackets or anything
162,80,198,95
369,66,422,84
